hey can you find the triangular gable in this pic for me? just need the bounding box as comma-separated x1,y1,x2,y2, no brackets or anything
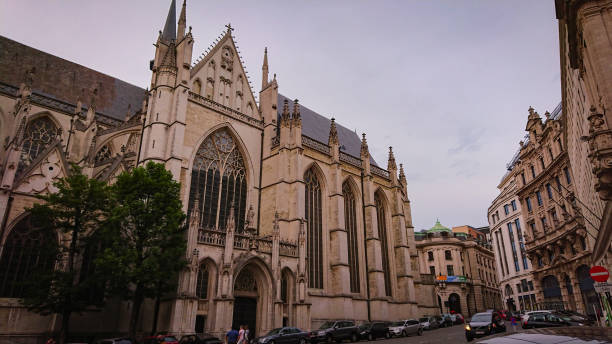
190,29,258,119
14,142,71,194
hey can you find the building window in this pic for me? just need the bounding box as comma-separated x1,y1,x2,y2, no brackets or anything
526,197,532,212
529,222,537,237
504,204,509,215
342,182,360,293
508,222,520,272
540,157,545,170
521,173,526,185
528,281,534,291
375,192,392,296
188,128,247,231
564,167,572,184
18,117,60,175
556,138,562,152
546,183,553,199
196,264,209,299
305,168,323,289
515,219,528,270
551,209,558,222
581,236,587,250
429,266,435,275
541,217,548,232
496,231,509,275
530,165,536,178
445,250,452,260
555,175,562,191
511,200,517,211
548,147,554,160
538,256,543,267
0,216,57,298
536,191,543,206
428,251,434,261
447,265,454,276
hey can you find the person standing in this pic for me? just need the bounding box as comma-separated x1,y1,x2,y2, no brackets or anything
227,327,239,344
510,315,518,332
237,325,245,344
244,325,250,344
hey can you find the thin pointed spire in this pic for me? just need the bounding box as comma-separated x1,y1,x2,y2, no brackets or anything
388,146,397,170
282,99,290,125
329,118,338,145
360,133,369,157
292,99,301,124
399,163,407,186
262,47,269,89
177,0,186,39
161,0,177,42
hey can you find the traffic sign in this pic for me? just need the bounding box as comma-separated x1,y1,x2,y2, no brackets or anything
590,266,610,282
594,282,612,293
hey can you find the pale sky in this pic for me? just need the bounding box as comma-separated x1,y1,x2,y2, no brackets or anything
0,0,561,231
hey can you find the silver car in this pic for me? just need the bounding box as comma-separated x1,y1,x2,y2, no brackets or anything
388,319,423,337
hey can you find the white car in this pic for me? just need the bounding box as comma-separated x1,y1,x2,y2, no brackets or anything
521,311,553,324
388,319,423,337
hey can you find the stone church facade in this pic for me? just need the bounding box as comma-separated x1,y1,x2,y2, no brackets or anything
0,0,435,340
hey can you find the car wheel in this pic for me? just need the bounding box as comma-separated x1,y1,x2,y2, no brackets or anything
385,332,390,339
327,336,334,344
367,334,373,341
401,330,407,337
299,339,306,344
465,335,473,342
417,328,423,336
269,341,275,344
351,334,358,343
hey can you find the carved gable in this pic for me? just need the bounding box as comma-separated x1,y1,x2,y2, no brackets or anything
14,147,69,194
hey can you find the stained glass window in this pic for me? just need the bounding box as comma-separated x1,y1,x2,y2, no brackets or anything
375,192,392,296
18,117,59,174
196,263,209,299
188,129,247,231
0,216,56,298
343,182,360,293
305,168,323,289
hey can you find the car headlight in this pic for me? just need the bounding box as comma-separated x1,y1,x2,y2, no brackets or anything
465,325,471,331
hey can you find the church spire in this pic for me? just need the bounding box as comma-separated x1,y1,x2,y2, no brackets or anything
177,0,186,39
388,146,397,171
328,118,338,146
262,47,269,89
161,0,177,43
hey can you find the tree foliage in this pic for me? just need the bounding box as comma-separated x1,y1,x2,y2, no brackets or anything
96,162,187,337
21,164,111,344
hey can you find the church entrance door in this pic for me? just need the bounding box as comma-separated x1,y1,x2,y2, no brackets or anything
233,297,257,337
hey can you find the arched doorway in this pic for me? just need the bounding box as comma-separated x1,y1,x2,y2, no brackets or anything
542,275,563,310
577,265,601,318
232,259,274,338
233,268,258,335
448,293,461,314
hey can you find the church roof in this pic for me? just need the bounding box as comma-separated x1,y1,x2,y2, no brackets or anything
0,35,145,123
277,94,378,166
427,219,452,233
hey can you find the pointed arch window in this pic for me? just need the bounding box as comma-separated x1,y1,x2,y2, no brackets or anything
196,263,209,299
0,215,56,298
305,168,323,289
343,181,360,293
188,128,247,231
375,192,392,296
94,144,112,164
18,117,60,174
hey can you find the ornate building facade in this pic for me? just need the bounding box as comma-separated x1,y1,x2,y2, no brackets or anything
415,221,501,317
556,0,612,265
512,105,601,317
0,0,435,340
488,154,536,312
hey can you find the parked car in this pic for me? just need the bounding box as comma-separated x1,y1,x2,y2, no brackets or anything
254,327,310,344
418,316,441,330
95,338,136,344
144,336,179,344
521,310,553,324
465,312,506,341
440,314,454,327
357,322,391,341
387,319,422,337
522,313,572,329
473,326,612,343
310,320,359,343
179,333,223,344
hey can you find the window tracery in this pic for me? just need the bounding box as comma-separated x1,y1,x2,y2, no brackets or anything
196,263,209,299
343,182,360,293
188,128,247,231
234,269,257,292
375,192,392,296
94,144,112,163
18,117,59,174
305,168,323,289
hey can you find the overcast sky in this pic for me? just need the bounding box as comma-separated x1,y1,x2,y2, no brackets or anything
0,0,561,231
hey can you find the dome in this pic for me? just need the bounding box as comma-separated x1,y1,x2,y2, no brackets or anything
427,219,452,233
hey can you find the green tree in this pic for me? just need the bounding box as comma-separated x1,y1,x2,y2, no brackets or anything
22,165,111,344
98,162,187,337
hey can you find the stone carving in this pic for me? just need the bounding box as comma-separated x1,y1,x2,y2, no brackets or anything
15,150,63,194
234,269,257,292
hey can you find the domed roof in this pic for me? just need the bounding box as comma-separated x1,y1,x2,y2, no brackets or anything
427,219,451,233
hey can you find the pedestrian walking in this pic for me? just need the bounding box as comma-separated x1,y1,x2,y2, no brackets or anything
511,316,518,332
227,327,239,344
237,325,245,344
244,325,250,344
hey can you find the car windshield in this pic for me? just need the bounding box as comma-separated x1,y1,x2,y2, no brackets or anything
163,338,177,342
319,322,335,330
391,321,404,326
419,318,429,322
266,329,282,335
359,323,372,330
470,314,491,322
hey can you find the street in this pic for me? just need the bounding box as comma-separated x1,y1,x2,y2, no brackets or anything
373,322,522,344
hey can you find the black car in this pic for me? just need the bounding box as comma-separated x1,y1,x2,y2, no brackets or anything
311,321,359,343
179,334,222,344
358,322,391,341
465,312,506,341
255,327,310,344
522,313,571,329
474,327,612,343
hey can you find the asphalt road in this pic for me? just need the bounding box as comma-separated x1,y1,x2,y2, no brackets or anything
365,322,523,344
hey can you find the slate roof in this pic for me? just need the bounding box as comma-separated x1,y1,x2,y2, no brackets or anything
277,94,378,166
0,35,146,123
